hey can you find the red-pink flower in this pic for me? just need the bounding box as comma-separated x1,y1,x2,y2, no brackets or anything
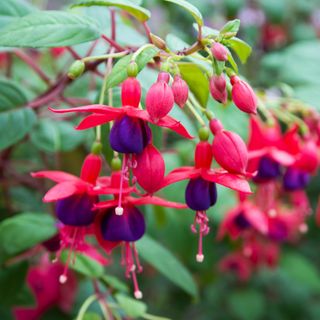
209,74,227,104
211,42,228,61
172,75,189,108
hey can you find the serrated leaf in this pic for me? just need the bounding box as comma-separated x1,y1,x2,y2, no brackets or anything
0,213,57,259
72,0,151,22
31,119,87,153
225,37,252,63
0,78,36,150
220,19,240,37
136,235,198,297
115,294,147,318
0,11,100,48
0,0,35,29
164,0,203,26
106,46,158,89
178,62,209,107
60,251,104,278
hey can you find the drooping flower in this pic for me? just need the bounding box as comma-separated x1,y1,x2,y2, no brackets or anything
209,74,228,104
211,42,228,61
172,75,189,108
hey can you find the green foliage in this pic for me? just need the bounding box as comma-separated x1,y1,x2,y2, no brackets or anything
0,11,101,48
115,294,147,317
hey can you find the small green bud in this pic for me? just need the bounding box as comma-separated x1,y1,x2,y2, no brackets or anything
198,127,210,141
111,157,122,171
68,60,85,80
127,61,139,77
91,141,102,155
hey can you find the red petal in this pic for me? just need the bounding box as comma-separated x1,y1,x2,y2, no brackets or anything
160,167,199,188
43,181,85,202
157,115,193,139
80,154,102,184
268,148,295,166
128,196,187,208
202,170,252,194
244,205,268,235
76,113,120,130
94,200,118,210
49,105,119,114
31,171,80,183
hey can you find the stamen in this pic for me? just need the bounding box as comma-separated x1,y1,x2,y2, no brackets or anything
116,155,127,216
132,243,143,273
191,211,210,263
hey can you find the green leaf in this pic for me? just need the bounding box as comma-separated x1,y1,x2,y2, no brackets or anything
115,293,147,318
227,52,238,74
0,11,100,48
106,46,158,89
60,251,104,278
0,0,35,29
197,24,219,38
83,313,102,320
220,19,240,38
0,77,35,145
228,289,266,320
136,235,198,297
178,62,209,107
72,0,151,22
0,213,57,260
31,119,87,153
0,261,30,307
164,0,203,26
100,275,129,293
225,37,252,63
281,252,320,292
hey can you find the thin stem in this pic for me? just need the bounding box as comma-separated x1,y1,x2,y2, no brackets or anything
143,22,153,43
186,100,206,126
76,294,97,320
82,51,128,63
14,50,51,85
66,47,82,60
110,9,116,40
101,34,126,51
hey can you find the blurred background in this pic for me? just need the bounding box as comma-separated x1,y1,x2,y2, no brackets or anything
3,0,320,319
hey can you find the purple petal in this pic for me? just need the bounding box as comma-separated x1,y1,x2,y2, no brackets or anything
185,178,217,211
234,212,251,230
268,219,288,242
56,194,96,226
283,167,310,191
254,156,281,181
100,206,145,242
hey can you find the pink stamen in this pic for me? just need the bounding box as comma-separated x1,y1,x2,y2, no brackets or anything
116,155,127,216
191,211,210,263
132,243,143,273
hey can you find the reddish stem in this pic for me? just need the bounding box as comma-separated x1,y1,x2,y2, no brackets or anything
143,22,153,43
65,47,82,60
110,9,116,41
101,34,125,51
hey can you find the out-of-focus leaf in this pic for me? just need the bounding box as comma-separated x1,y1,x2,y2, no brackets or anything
0,11,100,48
105,46,158,89
31,119,87,153
164,0,203,26
0,78,36,150
0,213,57,261
0,0,35,29
136,235,198,297
196,24,219,38
228,289,266,320
101,275,129,293
281,252,320,292
169,106,198,137
178,62,209,107
72,0,151,22
115,294,147,318
220,19,240,37
60,251,104,278
83,313,102,320
225,37,252,63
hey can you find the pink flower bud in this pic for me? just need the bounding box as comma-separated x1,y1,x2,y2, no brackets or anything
80,153,102,184
211,42,228,61
121,77,141,108
172,75,189,108
212,130,248,174
230,76,257,114
209,118,224,135
195,141,213,169
210,75,228,104
157,71,170,83
146,80,174,121
133,144,165,194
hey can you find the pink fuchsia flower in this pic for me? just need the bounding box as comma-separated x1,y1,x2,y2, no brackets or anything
209,74,228,104
50,78,192,155
230,76,257,114
210,119,249,175
211,42,228,61
13,255,77,320
172,75,189,108
162,141,252,262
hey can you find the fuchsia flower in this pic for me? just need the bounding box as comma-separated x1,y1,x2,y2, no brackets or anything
230,76,257,114
162,140,251,262
211,42,228,61
172,75,189,108
14,255,77,320
50,77,192,155
209,74,227,104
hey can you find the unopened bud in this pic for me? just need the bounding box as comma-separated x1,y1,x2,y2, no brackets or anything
68,60,85,79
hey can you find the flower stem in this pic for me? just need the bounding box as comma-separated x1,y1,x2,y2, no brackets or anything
131,43,157,62
75,294,97,320
82,51,128,63
186,100,206,126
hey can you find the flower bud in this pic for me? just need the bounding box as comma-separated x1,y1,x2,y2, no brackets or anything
211,42,228,61
132,144,165,193
210,75,228,104
150,33,167,50
198,127,210,141
121,77,141,108
209,119,224,135
146,80,174,121
67,60,85,80
172,75,189,108
230,76,257,114
212,130,248,174
127,61,139,77
157,71,170,83
80,153,102,184
195,141,213,169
